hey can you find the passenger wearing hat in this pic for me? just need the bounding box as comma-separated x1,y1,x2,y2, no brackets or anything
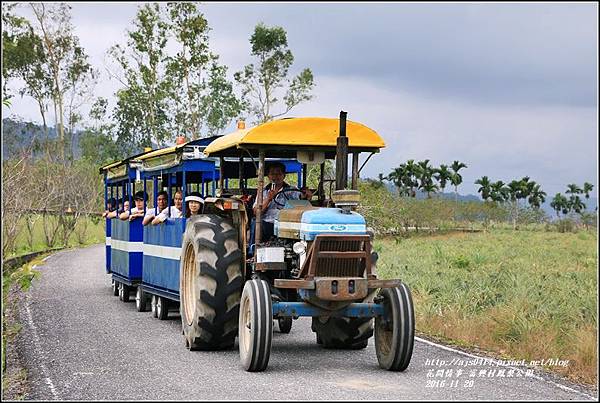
185,192,204,218
119,191,151,221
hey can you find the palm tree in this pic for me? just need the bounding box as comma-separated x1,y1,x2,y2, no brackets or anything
490,180,507,203
421,182,438,198
387,165,407,196
506,179,529,229
450,160,467,202
550,193,568,218
582,182,594,199
527,183,546,209
416,159,436,197
568,195,586,214
566,183,582,195
475,176,492,201
404,159,419,197
434,164,452,195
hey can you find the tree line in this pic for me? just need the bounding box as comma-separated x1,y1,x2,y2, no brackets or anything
381,161,595,231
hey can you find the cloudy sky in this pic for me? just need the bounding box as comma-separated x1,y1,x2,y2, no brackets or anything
3,2,598,196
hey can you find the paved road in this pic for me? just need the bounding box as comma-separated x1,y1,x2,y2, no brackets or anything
14,245,597,400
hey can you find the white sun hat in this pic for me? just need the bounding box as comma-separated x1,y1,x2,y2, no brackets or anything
185,195,204,203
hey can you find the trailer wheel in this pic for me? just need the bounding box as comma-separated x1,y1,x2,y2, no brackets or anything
239,279,273,372
312,316,373,349
112,280,119,296
120,284,130,302
374,284,415,371
135,287,147,312
157,296,169,320
277,317,292,334
151,295,158,318
180,215,243,350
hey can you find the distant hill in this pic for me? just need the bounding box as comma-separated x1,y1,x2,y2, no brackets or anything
2,118,82,159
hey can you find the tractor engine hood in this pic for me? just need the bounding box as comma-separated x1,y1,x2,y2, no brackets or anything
275,206,366,241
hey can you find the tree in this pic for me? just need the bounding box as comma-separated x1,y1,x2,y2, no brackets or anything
434,164,452,194
526,182,546,210
29,3,96,161
108,3,171,149
475,176,492,201
566,183,582,195
234,23,314,124
164,2,241,138
450,160,467,202
490,180,508,203
550,193,568,218
109,3,240,148
582,182,594,199
2,3,52,140
415,159,437,198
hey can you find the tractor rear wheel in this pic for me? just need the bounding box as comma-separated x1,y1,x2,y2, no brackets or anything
277,317,292,334
180,215,243,350
239,279,273,372
112,280,119,296
374,284,415,371
312,316,373,349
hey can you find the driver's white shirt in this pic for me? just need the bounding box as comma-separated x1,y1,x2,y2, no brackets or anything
253,183,300,223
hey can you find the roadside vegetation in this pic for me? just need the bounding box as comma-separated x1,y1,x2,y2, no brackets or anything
375,229,597,385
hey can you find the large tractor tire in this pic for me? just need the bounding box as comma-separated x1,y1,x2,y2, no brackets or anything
180,215,243,351
239,279,273,372
312,316,373,349
374,283,415,371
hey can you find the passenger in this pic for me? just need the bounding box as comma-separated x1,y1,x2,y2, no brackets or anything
143,190,168,226
251,162,311,243
152,190,183,225
102,197,117,218
119,191,152,221
184,192,204,218
106,198,128,219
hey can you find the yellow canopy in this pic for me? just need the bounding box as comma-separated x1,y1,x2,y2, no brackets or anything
204,117,385,157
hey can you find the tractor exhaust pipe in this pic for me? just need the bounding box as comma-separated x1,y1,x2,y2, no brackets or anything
335,111,348,191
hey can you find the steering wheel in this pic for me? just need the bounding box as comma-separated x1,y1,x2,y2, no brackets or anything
271,188,302,208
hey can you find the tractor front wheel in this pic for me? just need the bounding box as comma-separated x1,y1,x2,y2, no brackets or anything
374,284,415,371
239,279,273,372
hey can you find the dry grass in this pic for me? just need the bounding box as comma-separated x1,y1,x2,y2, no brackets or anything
375,229,598,386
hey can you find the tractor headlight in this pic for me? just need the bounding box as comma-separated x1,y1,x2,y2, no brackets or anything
292,241,307,255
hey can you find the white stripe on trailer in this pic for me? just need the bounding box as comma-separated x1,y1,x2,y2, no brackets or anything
143,243,182,260
105,237,111,246
111,239,143,253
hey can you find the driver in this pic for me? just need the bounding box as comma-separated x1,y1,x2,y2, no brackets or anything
251,162,312,243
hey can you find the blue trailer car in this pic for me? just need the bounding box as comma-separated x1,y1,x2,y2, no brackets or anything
100,152,148,300
133,138,303,319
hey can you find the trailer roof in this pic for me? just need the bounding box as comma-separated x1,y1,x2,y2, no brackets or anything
203,117,386,157
135,136,220,162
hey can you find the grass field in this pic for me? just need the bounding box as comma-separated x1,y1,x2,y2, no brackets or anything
5,215,105,259
374,229,598,385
